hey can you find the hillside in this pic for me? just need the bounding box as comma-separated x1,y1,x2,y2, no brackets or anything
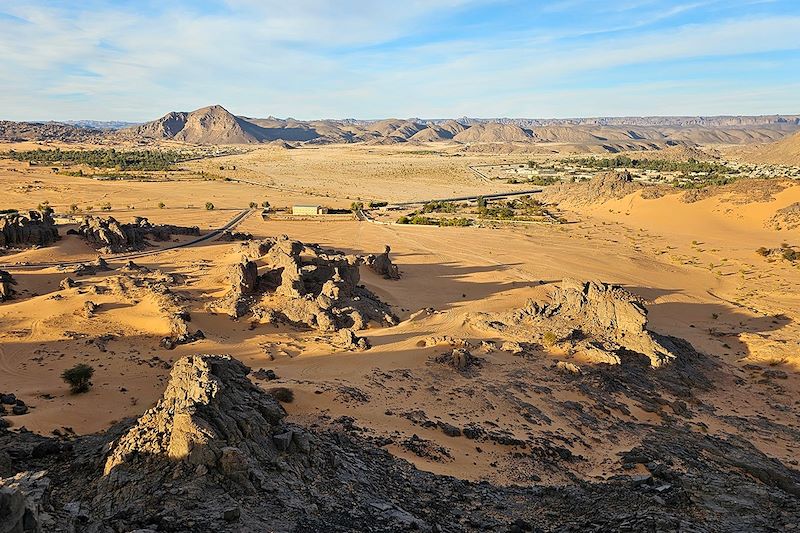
749,130,800,165
453,122,532,143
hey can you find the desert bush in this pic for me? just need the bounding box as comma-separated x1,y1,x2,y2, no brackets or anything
269,387,294,403
755,247,770,257
350,201,364,212
542,331,558,347
205,202,215,210
61,363,94,394
158,202,166,209
439,217,472,227
249,201,258,208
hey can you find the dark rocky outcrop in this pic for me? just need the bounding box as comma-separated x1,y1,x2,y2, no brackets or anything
0,270,15,302
0,209,59,249
74,216,199,253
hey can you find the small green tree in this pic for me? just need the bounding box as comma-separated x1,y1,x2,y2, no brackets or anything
61,363,94,394
205,202,215,210
350,201,364,213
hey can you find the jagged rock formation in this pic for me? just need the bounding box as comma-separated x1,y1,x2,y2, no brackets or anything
216,236,398,331
103,355,285,475
0,470,50,532
536,279,677,367
211,260,259,318
476,279,678,367
0,209,59,249
365,245,400,280
106,268,204,350
0,270,15,302
73,216,199,253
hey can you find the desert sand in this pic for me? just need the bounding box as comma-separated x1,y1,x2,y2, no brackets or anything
1,137,799,531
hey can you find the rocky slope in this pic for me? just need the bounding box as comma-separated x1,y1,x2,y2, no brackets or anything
0,352,797,532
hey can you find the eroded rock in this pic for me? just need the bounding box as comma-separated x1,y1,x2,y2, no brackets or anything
75,215,199,253
365,245,400,280
0,270,16,302
0,208,59,249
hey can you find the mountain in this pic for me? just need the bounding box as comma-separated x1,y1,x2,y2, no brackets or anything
128,105,272,144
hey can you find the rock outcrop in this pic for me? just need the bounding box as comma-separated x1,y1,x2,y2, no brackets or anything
103,355,285,476
218,236,398,331
365,245,401,280
0,471,50,533
0,351,797,532
0,270,15,301
73,216,199,253
0,209,59,249
212,261,259,318
536,279,677,367
477,279,678,367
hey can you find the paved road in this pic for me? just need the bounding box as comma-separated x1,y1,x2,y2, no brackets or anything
389,188,543,207
0,208,255,270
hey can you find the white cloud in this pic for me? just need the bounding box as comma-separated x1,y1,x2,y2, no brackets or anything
0,1,798,120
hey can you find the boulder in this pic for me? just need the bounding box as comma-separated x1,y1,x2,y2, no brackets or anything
366,245,401,280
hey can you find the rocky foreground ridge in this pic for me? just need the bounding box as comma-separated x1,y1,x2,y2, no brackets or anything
1,349,798,532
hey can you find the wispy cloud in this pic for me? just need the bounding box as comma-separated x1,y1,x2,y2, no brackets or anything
0,0,798,120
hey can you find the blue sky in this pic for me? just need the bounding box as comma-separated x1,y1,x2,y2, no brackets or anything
1,0,799,121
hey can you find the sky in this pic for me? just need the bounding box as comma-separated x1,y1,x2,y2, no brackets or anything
1,0,799,121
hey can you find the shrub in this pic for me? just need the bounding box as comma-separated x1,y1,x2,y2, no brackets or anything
755,247,770,257
158,202,166,209
261,200,270,208
249,201,258,208
439,217,472,227
205,202,215,210
542,331,558,347
350,201,364,212
397,215,410,224
61,363,94,394
269,387,294,403
99,201,112,211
